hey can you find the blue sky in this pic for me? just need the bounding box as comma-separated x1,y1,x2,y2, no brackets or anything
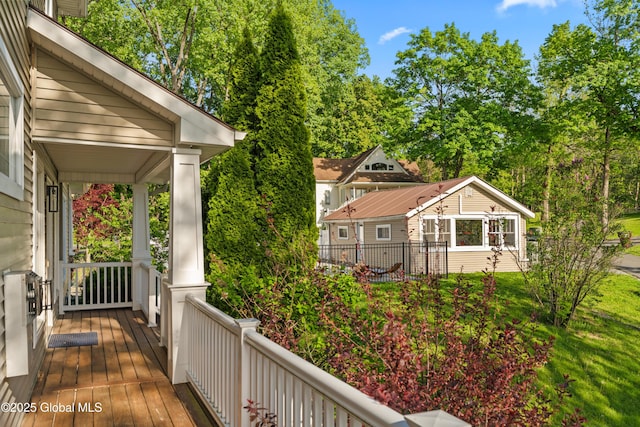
331,0,589,79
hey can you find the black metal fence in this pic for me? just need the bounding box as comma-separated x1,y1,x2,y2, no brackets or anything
318,241,448,279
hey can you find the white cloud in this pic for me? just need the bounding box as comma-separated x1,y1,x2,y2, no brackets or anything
378,27,412,45
496,0,557,13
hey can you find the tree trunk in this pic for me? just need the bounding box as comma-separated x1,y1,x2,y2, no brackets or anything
602,127,611,228
541,143,553,223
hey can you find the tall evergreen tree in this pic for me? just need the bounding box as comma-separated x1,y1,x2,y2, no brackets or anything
254,3,317,267
204,27,264,271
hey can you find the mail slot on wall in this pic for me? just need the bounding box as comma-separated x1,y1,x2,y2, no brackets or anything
3,270,42,377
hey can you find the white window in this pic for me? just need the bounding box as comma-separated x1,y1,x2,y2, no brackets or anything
337,226,348,240
488,218,516,247
323,190,331,205
423,218,450,245
376,224,391,241
0,36,24,200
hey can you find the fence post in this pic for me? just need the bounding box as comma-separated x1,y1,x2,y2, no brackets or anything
237,318,260,426
402,242,406,271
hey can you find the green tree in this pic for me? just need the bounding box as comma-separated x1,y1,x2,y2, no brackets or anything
205,27,264,272
313,75,388,158
64,0,368,136
536,0,640,226
520,157,623,328
391,23,536,179
254,3,317,269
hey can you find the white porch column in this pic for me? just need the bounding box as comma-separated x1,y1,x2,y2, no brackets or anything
132,183,152,312
163,148,208,383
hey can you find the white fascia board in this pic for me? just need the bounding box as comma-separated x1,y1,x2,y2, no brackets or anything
27,10,236,149
406,176,535,219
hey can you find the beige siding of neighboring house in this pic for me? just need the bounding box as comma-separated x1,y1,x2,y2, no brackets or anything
0,2,42,426
34,51,173,147
363,218,406,244
449,183,515,215
406,183,529,273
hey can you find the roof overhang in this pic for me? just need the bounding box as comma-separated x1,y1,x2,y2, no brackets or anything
27,8,243,183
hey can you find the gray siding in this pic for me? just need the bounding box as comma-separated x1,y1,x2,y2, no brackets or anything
34,51,173,147
0,2,40,426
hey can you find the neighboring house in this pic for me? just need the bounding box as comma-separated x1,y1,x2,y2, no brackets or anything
322,176,535,273
314,145,423,244
0,2,240,425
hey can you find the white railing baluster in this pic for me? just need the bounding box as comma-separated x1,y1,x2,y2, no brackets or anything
60,262,133,311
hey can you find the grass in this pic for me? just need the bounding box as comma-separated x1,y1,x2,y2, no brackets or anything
539,273,640,426
373,271,640,426
615,212,640,236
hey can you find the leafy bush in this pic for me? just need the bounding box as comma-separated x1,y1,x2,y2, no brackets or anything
208,248,583,425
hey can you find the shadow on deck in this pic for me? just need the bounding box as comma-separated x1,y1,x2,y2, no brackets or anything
22,309,214,427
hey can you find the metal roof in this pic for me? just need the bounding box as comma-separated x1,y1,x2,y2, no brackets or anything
324,176,535,221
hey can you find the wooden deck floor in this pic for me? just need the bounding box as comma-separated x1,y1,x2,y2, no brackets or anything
23,309,203,427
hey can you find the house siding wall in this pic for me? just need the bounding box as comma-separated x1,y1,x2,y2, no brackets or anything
0,3,47,426
363,219,406,244
34,51,173,147
407,182,529,273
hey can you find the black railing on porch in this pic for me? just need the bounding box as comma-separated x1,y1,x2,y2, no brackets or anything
318,241,448,278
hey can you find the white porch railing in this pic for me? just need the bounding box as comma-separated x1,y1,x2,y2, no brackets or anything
140,262,162,326
181,294,470,427
61,262,133,311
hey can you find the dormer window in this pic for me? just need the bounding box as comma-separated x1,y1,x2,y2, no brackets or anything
365,165,370,170
371,162,387,171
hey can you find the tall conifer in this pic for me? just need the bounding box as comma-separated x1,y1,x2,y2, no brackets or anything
254,3,317,266
204,28,264,270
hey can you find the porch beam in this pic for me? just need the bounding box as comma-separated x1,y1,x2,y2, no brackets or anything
33,136,175,152
135,152,170,184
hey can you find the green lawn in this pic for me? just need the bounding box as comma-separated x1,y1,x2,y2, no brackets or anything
616,212,640,237
534,272,640,426
374,271,640,426
615,213,640,255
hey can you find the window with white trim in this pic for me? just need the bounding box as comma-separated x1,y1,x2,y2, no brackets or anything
376,224,391,241
323,190,331,205
423,218,450,245
488,218,516,247
422,215,519,250
0,36,24,200
337,226,348,240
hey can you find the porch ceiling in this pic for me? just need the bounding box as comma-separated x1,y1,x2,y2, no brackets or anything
40,141,172,184
27,8,243,184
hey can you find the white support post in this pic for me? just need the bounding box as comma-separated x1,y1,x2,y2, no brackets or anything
163,148,209,383
132,183,151,312
236,318,260,426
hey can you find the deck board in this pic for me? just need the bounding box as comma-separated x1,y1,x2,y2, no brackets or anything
23,309,198,427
